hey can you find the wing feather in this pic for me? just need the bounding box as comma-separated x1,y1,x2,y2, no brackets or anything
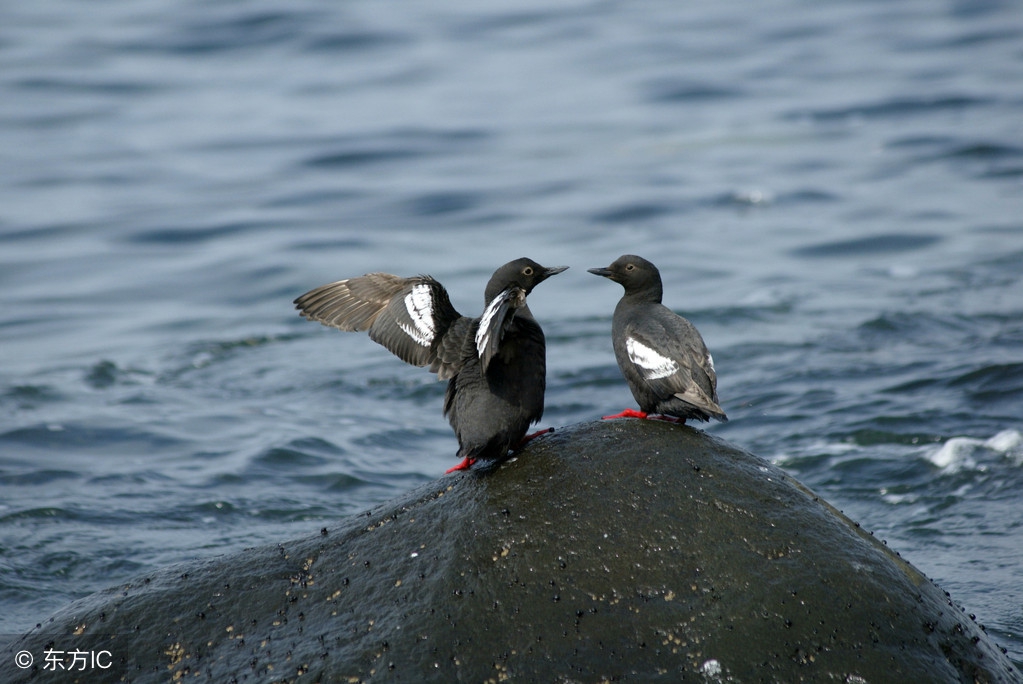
295,273,465,372
474,287,522,373
623,317,725,419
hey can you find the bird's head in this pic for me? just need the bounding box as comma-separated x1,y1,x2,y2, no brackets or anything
587,254,663,300
485,258,568,304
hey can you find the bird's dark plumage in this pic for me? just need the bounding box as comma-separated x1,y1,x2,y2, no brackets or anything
295,258,567,471
588,255,727,423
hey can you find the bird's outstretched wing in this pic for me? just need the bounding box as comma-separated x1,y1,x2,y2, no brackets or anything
622,322,726,420
295,273,467,378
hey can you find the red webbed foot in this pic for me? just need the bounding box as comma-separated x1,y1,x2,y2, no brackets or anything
601,408,649,420
516,427,553,449
445,457,477,474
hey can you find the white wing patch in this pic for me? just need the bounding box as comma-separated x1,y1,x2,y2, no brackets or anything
475,289,510,358
707,353,716,371
626,337,678,380
400,283,435,347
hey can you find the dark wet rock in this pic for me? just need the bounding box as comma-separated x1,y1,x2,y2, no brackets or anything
3,420,1019,682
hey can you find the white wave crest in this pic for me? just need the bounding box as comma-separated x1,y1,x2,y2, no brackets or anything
927,429,1023,472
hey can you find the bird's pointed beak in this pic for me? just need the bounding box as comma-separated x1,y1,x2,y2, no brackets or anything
542,265,569,279
587,266,613,279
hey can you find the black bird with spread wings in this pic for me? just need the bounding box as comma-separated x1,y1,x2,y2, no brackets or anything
588,255,727,424
295,258,567,472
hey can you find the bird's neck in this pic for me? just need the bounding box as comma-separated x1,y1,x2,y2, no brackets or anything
622,284,662,304
516,303,535,321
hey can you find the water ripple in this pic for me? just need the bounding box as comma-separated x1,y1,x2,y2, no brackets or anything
791,233,942,258
123,10,313,55
789,94,993,123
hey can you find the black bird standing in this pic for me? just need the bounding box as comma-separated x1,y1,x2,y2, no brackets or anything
294,258,567,472
588,255,727,423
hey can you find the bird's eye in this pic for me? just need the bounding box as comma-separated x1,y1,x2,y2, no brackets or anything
523,267,534,276
626,264,635,271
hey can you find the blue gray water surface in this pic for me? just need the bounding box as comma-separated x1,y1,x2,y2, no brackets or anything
2,0,1022,665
